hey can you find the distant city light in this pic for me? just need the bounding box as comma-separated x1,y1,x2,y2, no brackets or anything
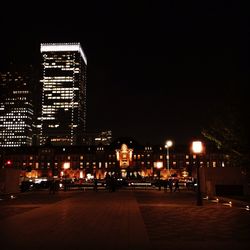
165,140,173,148
192,141,203,154
156,161,163,169
63,162,70,170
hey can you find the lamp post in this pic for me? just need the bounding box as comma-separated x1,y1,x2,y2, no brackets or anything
156,161,163,190
165,140,173,177
191,141,204,206
63,162,70,191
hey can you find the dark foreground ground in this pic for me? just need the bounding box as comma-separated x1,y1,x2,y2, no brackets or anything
0,189,250,250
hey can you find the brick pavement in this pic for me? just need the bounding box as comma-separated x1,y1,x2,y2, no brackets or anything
0,190,149,250
135,190,250,250
0,189,250,250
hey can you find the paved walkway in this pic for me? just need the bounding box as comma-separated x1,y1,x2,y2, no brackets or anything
0,189,250,250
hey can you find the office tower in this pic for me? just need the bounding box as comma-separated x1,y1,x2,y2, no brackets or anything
0,66,35,147
40,43,87,146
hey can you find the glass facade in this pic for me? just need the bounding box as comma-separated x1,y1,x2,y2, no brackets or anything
40,43,87,146
0,72,34,147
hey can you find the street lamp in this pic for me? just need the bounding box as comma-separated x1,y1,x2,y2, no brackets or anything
191,141,204,206
165,140,173,177
156,161,163,190
63,162,70,191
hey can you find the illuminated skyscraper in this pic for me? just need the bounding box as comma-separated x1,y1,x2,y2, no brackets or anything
40,43,87,146
0,68,34,147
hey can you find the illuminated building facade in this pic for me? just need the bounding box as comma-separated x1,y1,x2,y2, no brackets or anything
83,130,112,145
0,137,233,180
0,70,34,147
0,138,246,196
40,43,87,146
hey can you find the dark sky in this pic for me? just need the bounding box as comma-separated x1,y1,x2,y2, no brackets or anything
0,1,249,145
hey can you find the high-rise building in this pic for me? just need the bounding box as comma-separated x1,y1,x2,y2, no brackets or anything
0,66,35,147
40,43,87,146
83,130,112,146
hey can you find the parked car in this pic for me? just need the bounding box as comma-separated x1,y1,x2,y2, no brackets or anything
20,181,34,192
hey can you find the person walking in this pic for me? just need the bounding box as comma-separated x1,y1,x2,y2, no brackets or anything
174,179,180,192
168,178,173,192
49,179,56,194
93,178,98,192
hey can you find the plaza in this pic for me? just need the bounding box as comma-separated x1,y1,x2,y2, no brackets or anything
0,188,250,250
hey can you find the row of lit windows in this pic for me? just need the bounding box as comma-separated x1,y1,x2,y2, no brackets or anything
52,89,76,93
0,135,30,138
16,162,116,168
7,152,229,163
43,105,72,109
47,96,72,100
44,58,74,62
44,62,74,67
1,121,29,125
44,76,73,79
3,109,29,113
47,102,79,106
42,111,55,114
1,140,31,146
1,116,31,120
1,123,29,126
97,147,104,151
8,97,27,100
61,68,74,71
44,65,74,69
2,140,31,144
1,115,31,119
40,117,55,120
42,81,74,85
7,161,226,168
0,132,28,136
48,124,60,128
0,120,31,123
44,88,71,92
13,91,29,94
53,93,74,97
0,129,30,135
1,78,24,82
44,86,75,90
1,102,14,105
0,129,27,132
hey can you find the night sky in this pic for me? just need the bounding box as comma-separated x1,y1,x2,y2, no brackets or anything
0,1,248,145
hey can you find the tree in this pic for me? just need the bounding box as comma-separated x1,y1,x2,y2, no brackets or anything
202,85,250,167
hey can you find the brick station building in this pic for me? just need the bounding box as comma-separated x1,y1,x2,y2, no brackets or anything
1,137,233,182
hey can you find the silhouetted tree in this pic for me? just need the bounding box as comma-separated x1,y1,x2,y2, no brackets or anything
202,85,250,167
